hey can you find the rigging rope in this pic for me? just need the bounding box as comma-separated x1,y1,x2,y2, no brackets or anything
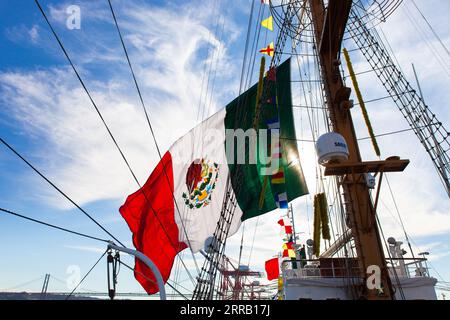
375,214,406,300
0,137,124,247
0,207,110,244
383,174,420,269
238,0,257,97
292,1,336,256
410,0,450,57
244,4,265,93
401,3,450,77
202,16,226,121
198,0,222,122
378,192,449,286
66,250,108,300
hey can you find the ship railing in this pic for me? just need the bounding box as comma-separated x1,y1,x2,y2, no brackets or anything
386,257,431,279
280,259,362,280
281,257,432,280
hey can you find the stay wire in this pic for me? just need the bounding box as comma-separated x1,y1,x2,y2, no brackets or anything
410,0,450,57
0,137,125,247
375,213,405,300
378,196,448,284
401,3,450,76
237,0,256,96
107,0,200,275
0,207,110,244
282,124,432,143
203,16,226,120
383,173,421,269
66,250,108,300
198,0,221,122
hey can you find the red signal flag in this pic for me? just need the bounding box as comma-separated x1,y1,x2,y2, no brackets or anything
285,225,293,234
265,258,279,280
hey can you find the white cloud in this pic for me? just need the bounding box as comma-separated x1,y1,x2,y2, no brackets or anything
5,24,41,45
28,25,39,43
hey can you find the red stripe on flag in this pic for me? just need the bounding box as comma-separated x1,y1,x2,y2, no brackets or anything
119,151,187,294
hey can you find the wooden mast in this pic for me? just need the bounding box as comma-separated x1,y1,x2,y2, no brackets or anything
307,0,407,299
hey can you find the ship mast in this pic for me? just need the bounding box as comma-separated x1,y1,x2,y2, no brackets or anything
307,0,409,300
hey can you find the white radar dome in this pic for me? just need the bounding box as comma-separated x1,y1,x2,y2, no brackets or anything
316,132,349,165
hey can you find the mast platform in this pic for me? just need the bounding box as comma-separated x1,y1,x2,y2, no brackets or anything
324,158,410,176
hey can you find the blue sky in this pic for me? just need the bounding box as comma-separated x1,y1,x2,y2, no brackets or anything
0,0,449,299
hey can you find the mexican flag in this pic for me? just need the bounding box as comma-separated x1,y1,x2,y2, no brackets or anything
120,59,308,294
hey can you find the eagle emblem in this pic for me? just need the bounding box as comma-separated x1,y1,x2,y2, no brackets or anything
182,158,219,209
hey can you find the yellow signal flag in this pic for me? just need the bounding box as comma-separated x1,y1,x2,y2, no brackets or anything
261,16,273,31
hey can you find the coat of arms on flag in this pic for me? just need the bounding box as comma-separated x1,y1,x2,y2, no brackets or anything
182,158,219,209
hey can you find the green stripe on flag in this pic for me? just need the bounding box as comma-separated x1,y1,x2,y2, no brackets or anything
224,59,308,221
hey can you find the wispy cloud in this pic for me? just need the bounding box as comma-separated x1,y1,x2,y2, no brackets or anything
5,24,41,46
28,25,40,43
